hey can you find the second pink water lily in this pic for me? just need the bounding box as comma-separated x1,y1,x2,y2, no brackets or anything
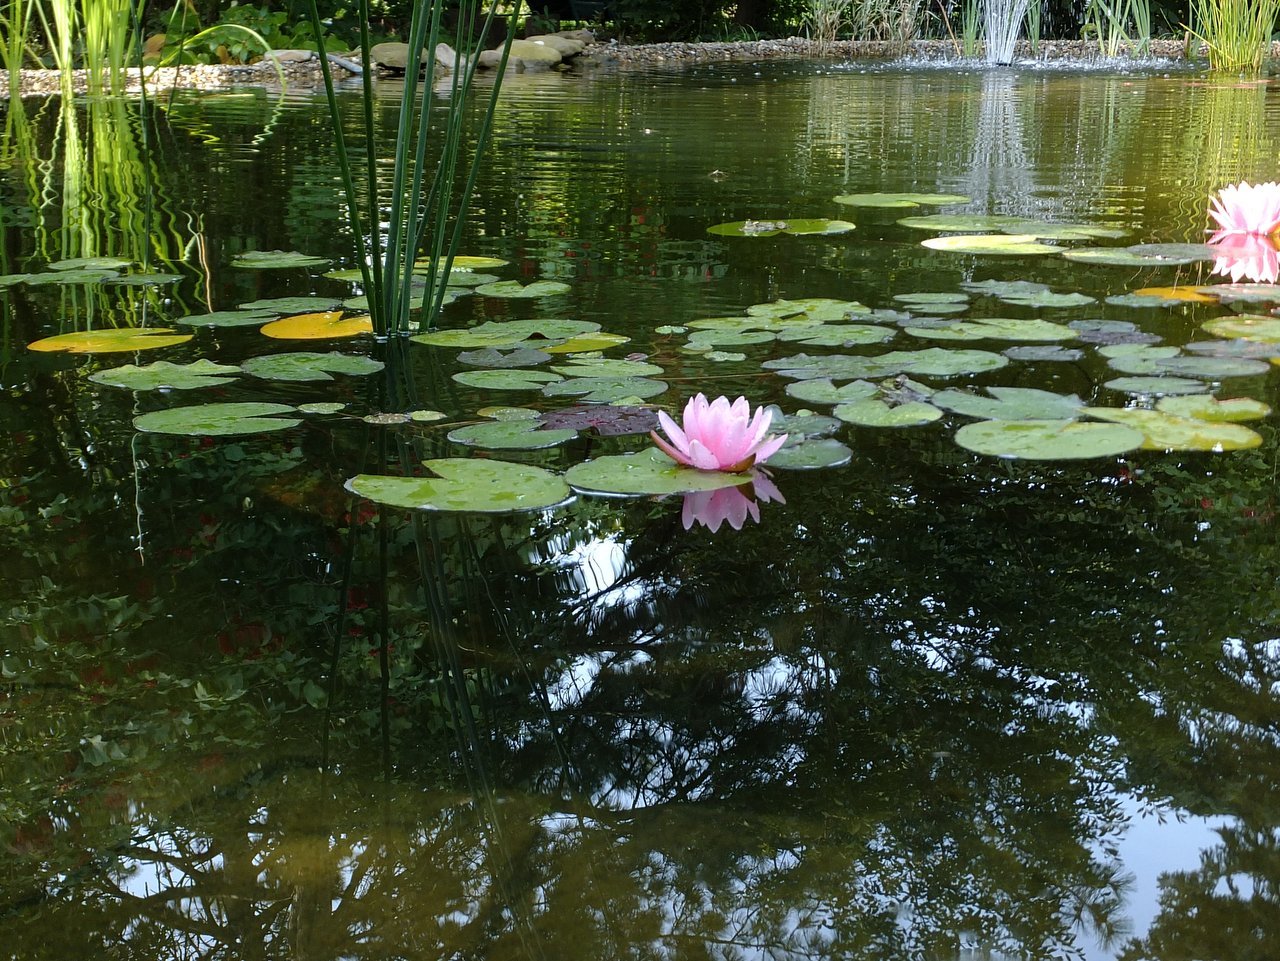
651,394,788,472
1208,181,1280,236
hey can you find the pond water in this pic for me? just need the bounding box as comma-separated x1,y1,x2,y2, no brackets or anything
3,60,1280,959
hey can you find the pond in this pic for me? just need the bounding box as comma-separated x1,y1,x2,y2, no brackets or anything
3,59,1280,959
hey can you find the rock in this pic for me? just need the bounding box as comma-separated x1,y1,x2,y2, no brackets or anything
263,49,315,63
370,41,424,70
435,42,458,71
525,34,585,57
507,38,564,68
477,49,506,69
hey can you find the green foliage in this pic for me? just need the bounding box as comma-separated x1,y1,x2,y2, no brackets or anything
1188,0,1279,72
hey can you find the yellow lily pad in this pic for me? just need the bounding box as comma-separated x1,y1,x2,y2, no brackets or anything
28,328,192,354
260,311,374,340
414,255,509,271
1084,407,1263,451
1133,286,1218,304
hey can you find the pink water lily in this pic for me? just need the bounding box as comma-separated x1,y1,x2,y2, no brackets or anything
1208,229,1280,283
1208,181,1280,236
682,473,785,532
651,394,788,473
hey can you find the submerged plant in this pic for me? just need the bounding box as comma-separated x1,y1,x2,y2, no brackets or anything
651,394,788,473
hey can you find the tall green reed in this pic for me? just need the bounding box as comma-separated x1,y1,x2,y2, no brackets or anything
305,0,523,339
81,0,135,95
1189,0,1279,72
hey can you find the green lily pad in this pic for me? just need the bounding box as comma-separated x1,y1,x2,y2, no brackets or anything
704,350,747,362
955,419,1144,460
446,420,577,450
687,329,777,348
1083,407,1263,451
769,348,1008,381
239,296,343,313
323,267,366,282
348,459,573,513
542,376,668,403
996,290,1095,309
89,359,241,390
897,213,1024,232
784,378,879,405
458,347,553,368
1003,346,1086,362
1069,319,1163,346
768,410,842,437
0,273,31,287
921,234,1062,256
28,328,192,354
775,324,897,347
232,250,331,269
24,268,118,285
1104,293,1177,309
905,317,1077,342
1155,395,1271,422
551,357,666,378
1195,284,1280,304
1185,339,1280,359
655,325,687,335
47,256,133,271
411,319,600,349
241,351,385,382
537,404,659,436
835,398,941,427
104,272,186,287
765,438,854,470
176,308,279,328
1000,220,1129,241
474,280,571,299
416,255,510,271
833,192,971,208
299,402,347,414
1202,315,1280,343
413,270,500,288
1105,376,1211,396
1105,346,1270,379
1062,244,1213,267
452,368,564,391
708,219,855,237
565,448,748,496
893,292,971,305
933,386,1084,421
746,298,871,321
961,279,1049,297
134,402,301,436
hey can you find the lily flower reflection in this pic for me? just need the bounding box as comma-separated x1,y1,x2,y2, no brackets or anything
1207,229,1280,284
651,394,787,473
681,473,785,533
1208,180,1280,236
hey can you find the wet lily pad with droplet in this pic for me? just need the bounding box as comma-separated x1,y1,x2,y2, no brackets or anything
766,438,854,470
411,319,601,349
921,234,1062,256
104,272,186,287
905,317,1077,342
955,419,1144,460
833,191,971,208
1105,376,1211,396
48,256,133,271
746,298,871,321
232,250,331,270
176,309,279,328
1202,315,1280,343
239,296,344,313
475,280,571,299
89,359,242,390
551,357,665,379
1155,395,1271,422
1083,407,1263,451
260,311,374,341
28,327,193,354
134,402,301,436
708,219,855,237
565,448,749,496
452,368,563,391
542,376,668,403
458,347,553,368
446,419,577,450
537,404,659,436
1003,345,1086,362
24,268,119,286
784,378,880,405
934,386,1084,421
776,324,897,347
241,351,384,382
349,459,573,513
897,213,1024,232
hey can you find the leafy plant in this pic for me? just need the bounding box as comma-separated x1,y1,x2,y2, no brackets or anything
1187,0,1277,72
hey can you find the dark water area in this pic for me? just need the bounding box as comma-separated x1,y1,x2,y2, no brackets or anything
2,61,1280,959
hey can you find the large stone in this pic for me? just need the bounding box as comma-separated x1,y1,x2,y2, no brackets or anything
507,39,564,67
525,34,585,57
477,49,506,69
263,49,315,63
370,42,425,70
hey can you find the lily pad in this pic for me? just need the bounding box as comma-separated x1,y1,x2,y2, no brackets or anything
104,272,186,287
537,404,660,436
1003,346,1086,362
0,273,31,287
893,292,971,306
933,386,1084,421
24,269,118,286
769,347,1009,381
905,317,1077,342
1105,346,1270,379
260,311,374,340
765,438,854,470
542,376,668,403
458,347,553,368
565,449,749,496
446,420,577,450
768,410,842,437
28,328,192,354
1083,407,1263,451
961,279,1049,297
176,309,279,328
687,329,777,348
955,419,1144,460
833,191,970,208
232,250,330,269
239,296,343,313
348,459,573,513
1155,395,1271,422
411,319,601,349
1069,319,1163,346
921,234,1061,256
1000,219,1128,241
1185,339,1280,359
1105,376,1211,396
784,378,879,405
776,324,897,347
452,368,563,391
543,332,632,354
835,398,941,427
474,280,571,299
708,219,855,237
1195,284,1280,305
996,290,1095,309
47,256,133,271
1062,244,1213,267
133,402,301,436
897,213,1023,232
1132,286,1219,304
1104,293,1180,309
1202,315,1280,343
551,357,665,378
414,255,509,271
89,359,241,390
241,351,385,382
746,298,871,322
300,402,347,414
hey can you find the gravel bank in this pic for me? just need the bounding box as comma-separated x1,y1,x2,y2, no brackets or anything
5,37,1212,98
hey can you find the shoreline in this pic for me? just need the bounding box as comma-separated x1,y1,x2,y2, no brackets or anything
4,37,1216,99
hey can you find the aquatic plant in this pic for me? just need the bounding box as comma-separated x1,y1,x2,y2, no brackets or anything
651,394,788,473
1208,180,1280,235
1189,0,1280,73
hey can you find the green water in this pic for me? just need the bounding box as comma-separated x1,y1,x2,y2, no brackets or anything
2,62,1280,959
